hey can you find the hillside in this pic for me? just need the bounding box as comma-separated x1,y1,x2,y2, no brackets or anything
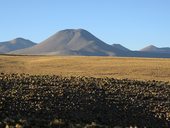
140,45,170,53
112,44,130,51
0,38,36,53
6,29,170,58
10,29,128,56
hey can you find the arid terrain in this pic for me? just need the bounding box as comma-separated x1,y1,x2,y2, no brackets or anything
0,55,170,81
1,0,170,127
0,73,170,127
0,55,170,127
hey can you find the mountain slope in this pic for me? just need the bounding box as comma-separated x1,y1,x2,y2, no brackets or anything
140,45,170,53
0,38,36,53
112,44,130,51
8,29,170,58
11,29,127,56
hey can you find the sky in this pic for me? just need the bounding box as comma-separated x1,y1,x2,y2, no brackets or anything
0,0,170,50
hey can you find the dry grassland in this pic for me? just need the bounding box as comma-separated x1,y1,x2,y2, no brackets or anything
0,55,170,81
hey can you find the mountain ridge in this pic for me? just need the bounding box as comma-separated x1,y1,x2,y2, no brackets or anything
0,38,36,53
112,44,130,52
10,29,128,56
3,28,170,58
140,45,170,53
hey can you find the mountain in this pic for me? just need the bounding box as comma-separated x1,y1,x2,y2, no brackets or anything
8,29,170,58
0,38,36,53
140,45,170,53
112,44,130,51
11,29,127,56
140,45,158,52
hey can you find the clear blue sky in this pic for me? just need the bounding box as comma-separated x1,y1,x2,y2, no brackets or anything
0,0,170,50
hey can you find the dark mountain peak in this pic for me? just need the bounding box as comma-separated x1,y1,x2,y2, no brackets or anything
57,29,91,36
13,37,26,41
75,28,90,33
112,44,130,51
48,28,100,46
146,45,158,49
0,38,36,53
140,45,158,51
57,28,87,34
51,29,91,42
10,37,32,44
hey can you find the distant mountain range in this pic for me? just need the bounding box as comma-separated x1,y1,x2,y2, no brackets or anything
0,38,36,53
0,29,170,58
10,29,123,56
140,45,170,53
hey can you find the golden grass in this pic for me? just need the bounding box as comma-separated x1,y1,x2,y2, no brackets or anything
0,55,170,81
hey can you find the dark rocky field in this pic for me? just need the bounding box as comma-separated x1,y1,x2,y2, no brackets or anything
0,73,170,128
